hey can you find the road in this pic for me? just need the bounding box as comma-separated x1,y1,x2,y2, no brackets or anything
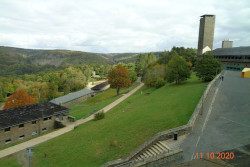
180,70,250,162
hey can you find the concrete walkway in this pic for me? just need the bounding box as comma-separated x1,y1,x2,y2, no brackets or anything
0,82,144,159
180,70,250,163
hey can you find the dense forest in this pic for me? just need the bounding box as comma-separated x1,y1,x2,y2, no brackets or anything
0,46,197,105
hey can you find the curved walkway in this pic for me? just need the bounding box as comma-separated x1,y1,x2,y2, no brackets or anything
0,82,144,159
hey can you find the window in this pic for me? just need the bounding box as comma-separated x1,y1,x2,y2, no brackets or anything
4,127,10,132
19,124,24,128
19,135,25,139
43,116,52,121
32,121,37,124
5,139,11,144
42,128,47,131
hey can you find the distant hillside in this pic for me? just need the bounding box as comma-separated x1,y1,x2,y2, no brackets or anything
106,53,139,63
107,52,165,63
0,46,114,76
0,46,169,76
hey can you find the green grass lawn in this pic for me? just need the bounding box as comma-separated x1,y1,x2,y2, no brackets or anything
0,75,207,167
69,83,139,120
0,155,21,167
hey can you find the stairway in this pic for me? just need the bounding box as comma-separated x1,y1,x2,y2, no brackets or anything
134,141,171,162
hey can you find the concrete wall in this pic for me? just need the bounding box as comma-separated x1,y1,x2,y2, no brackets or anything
198,15,215,56
0,116,56,147
102,72,222,167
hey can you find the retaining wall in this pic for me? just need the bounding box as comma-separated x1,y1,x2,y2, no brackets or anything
102,73,222,167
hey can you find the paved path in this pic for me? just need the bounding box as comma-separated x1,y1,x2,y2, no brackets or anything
0,82,144,159
180,71,250,162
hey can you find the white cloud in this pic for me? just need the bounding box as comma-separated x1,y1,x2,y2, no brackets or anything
0,0,249,53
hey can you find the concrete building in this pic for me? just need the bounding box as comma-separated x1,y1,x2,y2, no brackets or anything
91,81,110,92
197,15,216,56
0,102,69,147
212,46,250,70
222,40,233,48
50,89,94,107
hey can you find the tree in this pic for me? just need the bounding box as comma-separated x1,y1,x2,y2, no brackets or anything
135,53,157,76
166,55,191,84
195,53,221,81
108,64,131,95
3,89,35,110
129,71,138,83
144,64,166,87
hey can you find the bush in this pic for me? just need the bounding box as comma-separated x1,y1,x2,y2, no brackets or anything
110,140,118,147
155,77,165,88
94,111,105,120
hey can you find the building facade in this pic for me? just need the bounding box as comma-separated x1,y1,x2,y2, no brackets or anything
212,46,250,70
222,40,233,48
197,15,216,56
0,102,69,147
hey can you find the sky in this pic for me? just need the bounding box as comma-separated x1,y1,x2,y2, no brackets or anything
0,0,250,53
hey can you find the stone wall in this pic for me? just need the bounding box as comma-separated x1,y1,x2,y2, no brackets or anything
102,72,222,167
0,116,56,147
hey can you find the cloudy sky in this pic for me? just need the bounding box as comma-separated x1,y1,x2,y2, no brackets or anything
0,0,249,53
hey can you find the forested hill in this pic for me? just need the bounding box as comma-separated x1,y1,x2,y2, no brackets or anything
105,51,165,63
0,46,114,76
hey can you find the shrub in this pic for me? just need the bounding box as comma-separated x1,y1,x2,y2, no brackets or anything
146,78,153,87
155,77,165,88
94,111,105,120
110,140,118,147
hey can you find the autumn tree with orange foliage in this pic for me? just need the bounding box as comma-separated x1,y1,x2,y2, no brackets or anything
108,64,131,95
3,89,35,110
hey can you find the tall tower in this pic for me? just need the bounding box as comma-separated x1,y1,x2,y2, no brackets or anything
197,15,216,56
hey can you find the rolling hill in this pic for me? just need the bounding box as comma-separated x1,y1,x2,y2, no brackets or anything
0,46,114,76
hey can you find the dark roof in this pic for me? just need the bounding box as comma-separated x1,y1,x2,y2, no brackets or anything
212,47,250,56
50,89,94,105
91,81,109,91
201,14,215,17
0,102,69,130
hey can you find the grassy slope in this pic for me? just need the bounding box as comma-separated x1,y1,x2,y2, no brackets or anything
0,155,21,167
69,83,139,120
0,75,207,167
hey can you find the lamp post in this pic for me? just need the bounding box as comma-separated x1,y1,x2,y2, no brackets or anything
26,147,34,167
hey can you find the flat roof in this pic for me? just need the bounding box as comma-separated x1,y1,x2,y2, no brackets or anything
200,14,215,17
91,81,109,91
212,46,250,56
50,88,94,105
